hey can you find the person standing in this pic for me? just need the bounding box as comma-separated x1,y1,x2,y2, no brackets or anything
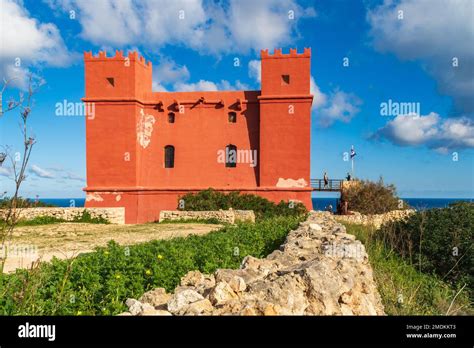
323,172,329,189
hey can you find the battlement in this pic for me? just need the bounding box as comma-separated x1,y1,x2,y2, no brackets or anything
260,47,311,59
84,50,152,68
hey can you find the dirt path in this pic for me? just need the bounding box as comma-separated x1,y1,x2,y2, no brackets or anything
3,222,221,273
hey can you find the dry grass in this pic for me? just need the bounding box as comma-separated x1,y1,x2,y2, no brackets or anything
4,222,221,273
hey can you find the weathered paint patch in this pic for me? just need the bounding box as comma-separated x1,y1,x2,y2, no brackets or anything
137,108,156,148
115,194,121,202
276,178,308,188
86,192,104,202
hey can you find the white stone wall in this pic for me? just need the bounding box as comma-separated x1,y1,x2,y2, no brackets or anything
159,210,255,224
0,207,125,224
334,209,415,229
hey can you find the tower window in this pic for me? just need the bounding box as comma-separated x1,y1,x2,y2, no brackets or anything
106,77,115,87
281,74,290,85
228,112,237,123
168,112,175,123
225,144,237,168
164,145,175,168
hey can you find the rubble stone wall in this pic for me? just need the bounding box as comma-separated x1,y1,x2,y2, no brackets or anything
334,209,415,229
159,210,255,224
0,207,125,224
121,211,385,316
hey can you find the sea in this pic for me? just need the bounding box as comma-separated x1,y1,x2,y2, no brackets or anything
34,197,473,211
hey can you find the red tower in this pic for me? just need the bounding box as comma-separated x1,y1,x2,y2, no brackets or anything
83,48,313,223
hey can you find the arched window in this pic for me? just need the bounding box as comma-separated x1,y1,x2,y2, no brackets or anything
225,144,237,168
228,111,237,123
164,145,175,168
168,112,175,123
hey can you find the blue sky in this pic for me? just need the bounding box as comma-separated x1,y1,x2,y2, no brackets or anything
0,0,473,198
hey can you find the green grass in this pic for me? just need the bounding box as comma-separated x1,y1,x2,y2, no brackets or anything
0,215,302,315
344,223,472,315
15,215,66,226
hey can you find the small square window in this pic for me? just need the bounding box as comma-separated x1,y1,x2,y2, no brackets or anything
228,112,237,123
281,74,290,85
106,77,115,87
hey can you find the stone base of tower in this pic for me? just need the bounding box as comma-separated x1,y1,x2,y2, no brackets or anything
84,187,313,224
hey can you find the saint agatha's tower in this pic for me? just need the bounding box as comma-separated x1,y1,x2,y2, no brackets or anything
83,48,313,223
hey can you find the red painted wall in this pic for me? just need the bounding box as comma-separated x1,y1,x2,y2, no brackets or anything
83,49,313,223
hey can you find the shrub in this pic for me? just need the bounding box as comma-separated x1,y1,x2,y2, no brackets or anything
342,177,407,214
345,223,472,315
16,216,65,226
0,215,302,315
375,202,473,292
178,189,307,220
71,210,109,224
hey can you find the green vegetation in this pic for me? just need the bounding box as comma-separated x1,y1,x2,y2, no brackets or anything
344,215,472,315
343,177,408,214
15,215,65,226
0,215,302,315
178,188,307,220
375,202,473,293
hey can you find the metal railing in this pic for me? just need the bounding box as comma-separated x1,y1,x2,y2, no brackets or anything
310,179,344,191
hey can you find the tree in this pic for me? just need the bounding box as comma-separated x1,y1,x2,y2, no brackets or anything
0,75,44,272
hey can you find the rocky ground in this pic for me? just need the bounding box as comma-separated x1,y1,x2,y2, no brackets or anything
121,211,385,316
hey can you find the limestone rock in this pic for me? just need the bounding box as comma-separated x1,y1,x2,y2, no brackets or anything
125,298,143,316
228,276,246,293
209,281,238,306
184,299,214,315
167,287,204,314
139,287,171,309
181,271,215,295
309,223,322,232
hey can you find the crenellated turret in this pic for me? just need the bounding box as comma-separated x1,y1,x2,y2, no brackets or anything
84,50,152,100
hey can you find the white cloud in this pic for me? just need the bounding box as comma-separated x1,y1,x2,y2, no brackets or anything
46,0,315,55
310,76,327,109
248,60,261,82
0,0,76,88
61,171,85,181
152,57,190,92
367,0,474,115
174,79,218,92
0,166,13,177
154,58,190,84
29,165,55,178
151,56,250,92
318,90,362,126
172,79,249,92
372,113,474,151
246,65,361,127
310,77,362,127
